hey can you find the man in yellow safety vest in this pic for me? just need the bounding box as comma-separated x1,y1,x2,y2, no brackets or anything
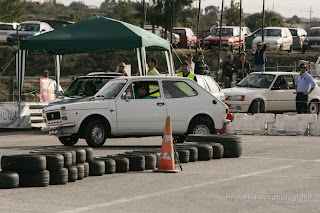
178,62,197,82
147,58,160,76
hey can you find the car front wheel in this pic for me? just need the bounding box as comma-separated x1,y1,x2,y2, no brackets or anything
85,120,107,147
308,101,319,114
58,136,79,146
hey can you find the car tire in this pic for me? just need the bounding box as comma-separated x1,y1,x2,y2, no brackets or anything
49,168,68,185
308,100,320,114
175,149,190,163
0,172,19,189
279,44,283,51
188,117,215,135
18,170,50,187
85,120,107,147
249,100,265,114
58,136,79,146
287,45,293,53
1,155,46,173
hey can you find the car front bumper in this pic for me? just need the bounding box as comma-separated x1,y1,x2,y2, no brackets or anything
225,101,251,113
41,123,75,136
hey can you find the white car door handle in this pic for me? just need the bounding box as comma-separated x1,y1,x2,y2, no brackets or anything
157,102,165,106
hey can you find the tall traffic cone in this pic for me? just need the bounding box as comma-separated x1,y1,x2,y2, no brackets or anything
154,116,180,173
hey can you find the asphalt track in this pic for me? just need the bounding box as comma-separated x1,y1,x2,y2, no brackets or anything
0,130,319,213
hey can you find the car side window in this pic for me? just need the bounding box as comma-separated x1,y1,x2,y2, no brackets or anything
197,78,208,90
126,81,161,99
162,81,197,99
283,75,295,89
205,77,220,93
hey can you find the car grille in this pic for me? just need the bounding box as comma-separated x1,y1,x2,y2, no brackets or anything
46,111,61,121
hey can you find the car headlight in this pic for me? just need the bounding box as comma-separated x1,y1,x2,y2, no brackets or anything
226,95,245,101
61,107,67,115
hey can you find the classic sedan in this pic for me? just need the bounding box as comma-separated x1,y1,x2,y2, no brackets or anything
223,72,320,114
42,76,229,147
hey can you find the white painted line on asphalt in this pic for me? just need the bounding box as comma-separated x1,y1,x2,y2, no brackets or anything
242,139,268,143
57,165,293,213
242,156,320,162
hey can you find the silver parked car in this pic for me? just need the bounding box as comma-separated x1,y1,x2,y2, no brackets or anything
289,28,307,50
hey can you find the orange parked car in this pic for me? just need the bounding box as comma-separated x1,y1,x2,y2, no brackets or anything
173,27,198,49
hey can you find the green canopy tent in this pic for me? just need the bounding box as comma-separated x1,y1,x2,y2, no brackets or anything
15,16,175,124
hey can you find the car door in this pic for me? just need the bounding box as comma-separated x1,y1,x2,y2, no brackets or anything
268,75,296,111
162,80,199,134
116,80,167,135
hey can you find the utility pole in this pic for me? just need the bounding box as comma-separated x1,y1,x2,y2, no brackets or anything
217,0,224,82
170,0,174,45
239,0,242,54
141,0,146,28
262,0,265,42
309,5,313,29
195,0,201,58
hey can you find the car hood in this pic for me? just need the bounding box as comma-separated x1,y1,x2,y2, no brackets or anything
222,87,265,96
205,35,232,42
45,99,111,111
48,96,92,106
8,31,37,36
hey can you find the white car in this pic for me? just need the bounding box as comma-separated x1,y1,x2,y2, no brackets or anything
196,75,225,101
252,27,293,52
223,72,320,114
42,76,229,147
0,22,19,43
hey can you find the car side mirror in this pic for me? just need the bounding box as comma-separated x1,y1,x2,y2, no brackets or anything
121,92,131,101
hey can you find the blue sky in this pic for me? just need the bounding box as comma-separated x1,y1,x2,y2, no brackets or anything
35,0,320,19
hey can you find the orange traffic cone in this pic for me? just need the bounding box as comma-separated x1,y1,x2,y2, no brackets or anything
154,116,179,173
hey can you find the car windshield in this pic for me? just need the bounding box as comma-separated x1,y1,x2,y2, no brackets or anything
173,29,186,36
18,24,40,32
265,29,282,36
95,79,127,99
289,29,298,36
211,28,233,36
237,74,275,89
0,24,14,30
64,77,113,98
308,29,320,37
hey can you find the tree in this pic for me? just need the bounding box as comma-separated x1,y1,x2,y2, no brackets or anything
224,0,242,26
113,1,139,25
0,0,25,22
245,10,285,31
69,1,88,10
287,15,300,24
100,0,117,10
204,5,219,16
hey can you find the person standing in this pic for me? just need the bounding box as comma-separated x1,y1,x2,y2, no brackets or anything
235,52,251,83
222,54,236,88
147,58,160,76
176,53,195,74
252,41,267,72
177,62,197,82
210,21,220,33
116,62,128,76
295,63,316,114
194,52,209,75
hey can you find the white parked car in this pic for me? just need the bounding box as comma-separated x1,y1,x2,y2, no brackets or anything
252,27,293,52
0,22,19,43
223,72,320,114
196,75,225,101
42,76,229,147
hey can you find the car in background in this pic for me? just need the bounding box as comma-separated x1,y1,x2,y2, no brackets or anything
48,72,121,106
223,72,320,114
302,27,320,54
245,28,261,49
6,21,53,45
196,75,225,101
41,20,74,29
42,76,229,147
252,27,293,52
204,26,245,52
173,27,197,49
0,22,19,43
143,25,180,45
289,27,307,50
241,27,251,36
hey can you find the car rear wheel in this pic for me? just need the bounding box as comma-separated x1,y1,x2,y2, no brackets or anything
188,117,215,135
287,45,293,53
85,120,107,147
58,136,79,146
308,100,319,114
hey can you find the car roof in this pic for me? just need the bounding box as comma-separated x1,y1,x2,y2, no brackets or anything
115,76,196,81
250,71,298,75
173,27,190,30
86,72,122,77
264,27,288,29
310,27,320,29
21,21,43,24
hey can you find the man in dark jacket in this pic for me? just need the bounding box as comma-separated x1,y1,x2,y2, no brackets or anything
194,52,209,75
236,52,251,83
222,54,236,88
252,41,267,72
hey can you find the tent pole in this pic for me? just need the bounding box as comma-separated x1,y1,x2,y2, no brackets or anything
16,50,26,126
141,47,147,76
136,48,143,76
54,55,61,96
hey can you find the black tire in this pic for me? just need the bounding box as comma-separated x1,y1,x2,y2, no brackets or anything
0,171,19,189
112,157,129,173
76,164,85,180
175,149,190,163
48,148,76,166
58,136,79,146
83,162,89,177
49,168,68,185
1,155,46,172
83,147,94,162
188,117,215,135
18,170,50,187
279,44,283,51
175,145,198,162
288,45,293,53
308,100,320,114
211,143,224,159
121,154,145,171
74,149,86,164
249,100,265,114
30,153,64,171
89,160,105,176
85,120,107,147
68,166,78,182
174,136,186,143
95,157,116,174
30,150,73,168
195,144,213,161
131,151,160,168
186,134,242,158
